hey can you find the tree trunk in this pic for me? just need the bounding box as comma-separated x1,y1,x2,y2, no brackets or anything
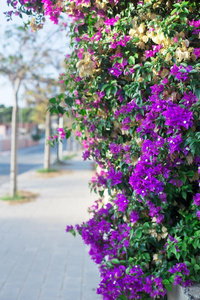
10,79,20,198
44,111,51,169
58,116,63,161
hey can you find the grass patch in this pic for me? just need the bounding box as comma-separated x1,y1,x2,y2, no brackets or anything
1,190,38,205
1,194,23,201
62,153,77,161
36,168,73,178
37,168,58,173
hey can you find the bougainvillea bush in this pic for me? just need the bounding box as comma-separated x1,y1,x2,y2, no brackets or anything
7,0,200,299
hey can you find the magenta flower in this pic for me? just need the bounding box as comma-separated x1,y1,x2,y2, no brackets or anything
170,64,193,81
145,44,163,58
193,48,200,59
169,263,190,276
108,67,122,77
105,16,119,26
130,211,139,223
107,167,123,186
66,225,74,232
110,52,123,60
41,0,62,24
162,104,193,130
115,193,129,212
193,193,200,206
189,19,200,34
145,50,154,58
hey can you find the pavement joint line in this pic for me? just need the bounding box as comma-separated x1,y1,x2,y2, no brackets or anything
58,250,68,300
80,244,85,300
16,246,41,300
0,246,25,292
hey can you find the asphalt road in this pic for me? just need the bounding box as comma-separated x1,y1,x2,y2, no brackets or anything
0,141,58,187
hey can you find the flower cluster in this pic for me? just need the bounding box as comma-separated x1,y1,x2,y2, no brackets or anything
97,264,167,300
168,263,192,287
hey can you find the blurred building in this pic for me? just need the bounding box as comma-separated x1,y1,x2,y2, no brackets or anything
0,123,39,151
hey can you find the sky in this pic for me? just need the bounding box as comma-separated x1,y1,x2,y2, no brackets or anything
0,1,70,108
0,1,24,107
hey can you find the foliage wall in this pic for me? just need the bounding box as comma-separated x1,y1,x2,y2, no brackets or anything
7,0,200,299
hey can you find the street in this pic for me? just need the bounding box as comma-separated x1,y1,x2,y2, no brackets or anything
0,141,58,187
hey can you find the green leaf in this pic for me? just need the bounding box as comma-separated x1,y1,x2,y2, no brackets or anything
49,97,57,104
132,37,139,43
58,106,65,114
117,58,123,64
65,129,72,139
136,229,142,239
99,190,104,197
189,69,197,74
119,294,128,300
68,228,76,237
101,83,110,91
128,56,135,65
65,96,73,107
186,170,194,178
133,64,141,69
194,264,200,272
72,123,77,130
182,191,187,200
171,245,177,255
58,93,65,101
128,257,135,263
106,261,113,268
182,242,187,251
163,279,172,292
144,62,152,68
105,87,111,97
195,89,200,100
111,258,120,264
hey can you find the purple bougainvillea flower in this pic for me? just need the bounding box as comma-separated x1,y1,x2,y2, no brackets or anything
170,64,193,81
162,104,193,130
193,48,200,59
193,193,200,206
108,67,122,77
115,193,129,212
169,263,190,276
105,16,119,26
65,225,74,232
107,167,123,186
130,211,139,223
83,150,90,160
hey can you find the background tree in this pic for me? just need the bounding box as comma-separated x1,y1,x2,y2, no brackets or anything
26,77,62,169
0,25,64,197
0,105,34,124
0,105,13,123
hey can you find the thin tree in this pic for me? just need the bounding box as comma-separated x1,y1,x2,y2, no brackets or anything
0,25,64,197
26,78,62,170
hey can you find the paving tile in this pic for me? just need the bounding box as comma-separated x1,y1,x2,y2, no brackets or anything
0,153,102,300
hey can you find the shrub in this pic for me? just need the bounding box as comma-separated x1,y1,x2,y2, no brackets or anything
31,133,41,141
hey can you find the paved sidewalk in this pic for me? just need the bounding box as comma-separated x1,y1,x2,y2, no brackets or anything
0,154,102,300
